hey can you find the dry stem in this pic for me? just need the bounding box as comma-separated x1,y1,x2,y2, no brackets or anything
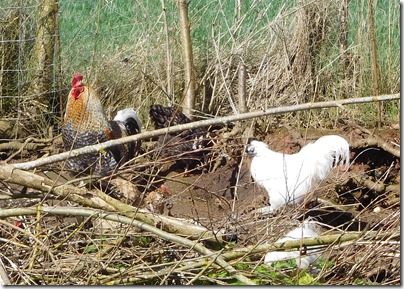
13,93,399,171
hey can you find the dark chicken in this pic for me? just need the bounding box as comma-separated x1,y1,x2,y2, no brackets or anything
149,105,191,129
149,104,215,171
62,72,142,175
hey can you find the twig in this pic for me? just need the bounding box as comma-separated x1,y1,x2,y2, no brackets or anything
99,229,380,284
0,206,256,285
12,93,399,171
0,164,229,245
352,175,386,194
0,257,11,285
185,250,224,285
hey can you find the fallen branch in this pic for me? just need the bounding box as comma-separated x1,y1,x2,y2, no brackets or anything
0,140,47,152
352,138,400,158
0,164,106,209
0,206,380,285
0,206,256,285
12,94,399,170
350,123,400,157
96,228,381,284
0,164,228,245
93,187,229,244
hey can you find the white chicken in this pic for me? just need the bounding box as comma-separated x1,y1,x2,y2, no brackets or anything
264,219,322,269
246,135,350,214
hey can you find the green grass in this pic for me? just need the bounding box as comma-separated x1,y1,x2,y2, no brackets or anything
0,0,399,126
56,0,399,97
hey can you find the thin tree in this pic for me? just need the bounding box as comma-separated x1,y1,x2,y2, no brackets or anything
177,0,196,119
339,0,349,79
368,0,381,128
26,0,57,130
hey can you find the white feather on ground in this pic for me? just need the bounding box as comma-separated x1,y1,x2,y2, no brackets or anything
264,219,322,269
246,135,350,214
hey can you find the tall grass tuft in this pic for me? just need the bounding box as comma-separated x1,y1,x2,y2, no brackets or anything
3,0,397,130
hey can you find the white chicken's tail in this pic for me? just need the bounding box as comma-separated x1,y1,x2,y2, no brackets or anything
307,135,350,182
321,135,350,167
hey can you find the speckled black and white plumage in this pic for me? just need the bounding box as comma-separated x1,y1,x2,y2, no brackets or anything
149,104,215,171
62,121,116,175
62,108,141,175
149,105,191,129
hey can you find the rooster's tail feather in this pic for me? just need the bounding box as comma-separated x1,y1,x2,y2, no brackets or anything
114,108,142,135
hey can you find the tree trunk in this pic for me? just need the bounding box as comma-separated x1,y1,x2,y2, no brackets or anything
368,0,381,128
26,0,57,117
0,11,20,114
177,0,196,119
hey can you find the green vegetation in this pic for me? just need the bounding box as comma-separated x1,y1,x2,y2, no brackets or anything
55,0,399,127
0,0,399,127
197,258,324,285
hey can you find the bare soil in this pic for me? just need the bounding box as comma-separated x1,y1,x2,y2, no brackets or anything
0,124,400,285
160,126,399,232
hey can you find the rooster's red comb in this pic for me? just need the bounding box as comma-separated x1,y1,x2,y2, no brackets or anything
72,72,83,88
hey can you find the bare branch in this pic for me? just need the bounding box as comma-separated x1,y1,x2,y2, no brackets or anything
0,206,256,285
237,62,247,113
12,93,399,171
177,0,196,117
0,164,229,245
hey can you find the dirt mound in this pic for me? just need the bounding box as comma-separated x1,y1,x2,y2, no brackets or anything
0,125,399,285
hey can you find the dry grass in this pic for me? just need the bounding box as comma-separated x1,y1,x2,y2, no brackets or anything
0,0,400,285
0,196,399,285
55,0,399,131
0,129,400,285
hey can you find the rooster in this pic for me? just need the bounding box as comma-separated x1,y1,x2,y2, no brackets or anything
246,135,350,214
62,72,142,175
149,104,215,171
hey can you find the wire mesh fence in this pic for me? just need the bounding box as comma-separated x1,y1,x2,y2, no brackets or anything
0,0,400,140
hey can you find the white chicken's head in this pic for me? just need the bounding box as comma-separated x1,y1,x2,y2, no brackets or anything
245,140,268,157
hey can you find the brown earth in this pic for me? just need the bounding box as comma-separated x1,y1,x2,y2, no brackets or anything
154,125,399,233
0,124,400,284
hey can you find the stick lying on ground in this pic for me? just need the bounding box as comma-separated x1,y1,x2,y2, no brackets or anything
0,164,229,245
12,94,399,171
